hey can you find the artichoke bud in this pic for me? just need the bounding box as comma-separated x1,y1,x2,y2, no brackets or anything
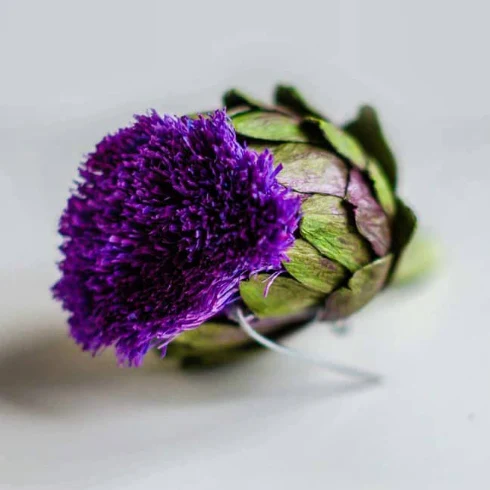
167,85,416,365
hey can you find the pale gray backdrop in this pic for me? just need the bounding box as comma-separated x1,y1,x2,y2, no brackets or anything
1,0,489,489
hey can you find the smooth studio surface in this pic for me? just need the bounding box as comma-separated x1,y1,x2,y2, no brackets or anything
1,1,489,488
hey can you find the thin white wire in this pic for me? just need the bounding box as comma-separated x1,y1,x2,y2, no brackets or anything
235,308,381,383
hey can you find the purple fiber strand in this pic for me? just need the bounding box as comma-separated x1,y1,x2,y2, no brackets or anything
53,109,300,365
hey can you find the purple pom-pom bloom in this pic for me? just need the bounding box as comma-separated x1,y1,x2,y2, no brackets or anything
53,110,300,365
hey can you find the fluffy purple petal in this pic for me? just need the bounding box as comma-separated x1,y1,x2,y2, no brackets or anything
53,110,300,365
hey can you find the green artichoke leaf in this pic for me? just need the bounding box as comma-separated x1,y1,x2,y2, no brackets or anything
303,118,367,169
186,111,217,120
388,198,417,282
240,274,323,318
226,106,255,117
166,309,319,365
232,111,310,142
367,157,397,218
300,195,373,272
346,168,392,257
283,239,347,293
323,254,393,320
274,85,326,119
344,106,397,189
223,88,270,111
169,322,246,351
247,142,281,154
272,143,348,196
165,343,250,367
165,321,249,366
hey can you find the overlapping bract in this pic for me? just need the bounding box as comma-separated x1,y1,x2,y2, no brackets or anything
167,86,416,365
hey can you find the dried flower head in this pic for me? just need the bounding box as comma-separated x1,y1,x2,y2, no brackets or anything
53,110,301,365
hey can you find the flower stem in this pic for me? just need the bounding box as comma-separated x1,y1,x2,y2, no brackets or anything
234,308,382,383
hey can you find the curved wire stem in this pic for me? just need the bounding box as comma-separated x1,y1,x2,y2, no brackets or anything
235,308,382,384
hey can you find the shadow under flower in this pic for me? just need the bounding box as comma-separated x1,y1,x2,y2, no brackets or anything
0,318,381,417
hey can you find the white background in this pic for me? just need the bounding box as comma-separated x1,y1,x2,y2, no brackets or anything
1,0,489,488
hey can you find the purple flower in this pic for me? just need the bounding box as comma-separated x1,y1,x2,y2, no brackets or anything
53,110,300,365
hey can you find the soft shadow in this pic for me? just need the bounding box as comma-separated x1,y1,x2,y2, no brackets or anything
0,319,380,417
